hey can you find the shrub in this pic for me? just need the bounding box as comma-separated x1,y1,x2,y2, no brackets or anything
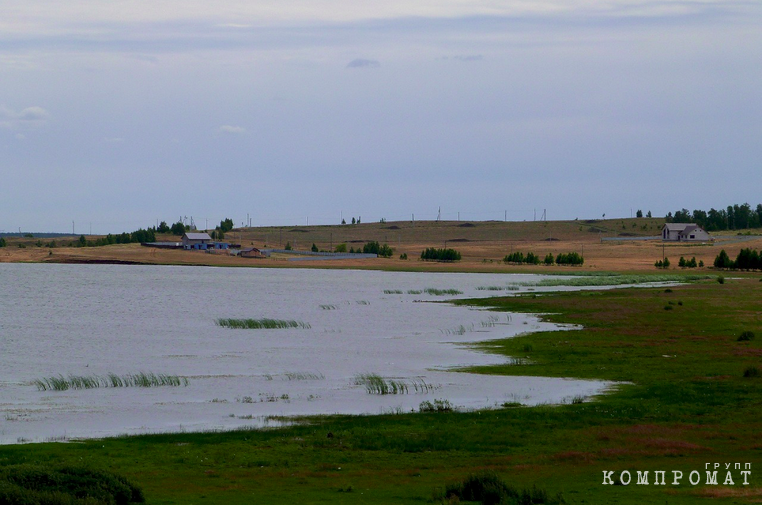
334,243,347,253
714,249,733,269
556,252,584,265
718,275,725,284
400,253,408,260
284,242,292,251
421,248,461,261
743,366,760,378
738,331,755,342
443,471,562,505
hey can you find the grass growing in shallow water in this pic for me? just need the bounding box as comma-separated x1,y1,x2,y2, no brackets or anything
216,318,311,329
354,374,433,394
32,372,189,391
424,288,463,296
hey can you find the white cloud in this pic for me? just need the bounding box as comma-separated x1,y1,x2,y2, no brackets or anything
0,105,50,129
219,125,245,134
346,58,380,69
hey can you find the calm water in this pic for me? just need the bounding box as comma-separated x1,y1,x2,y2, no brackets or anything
0,264,611,444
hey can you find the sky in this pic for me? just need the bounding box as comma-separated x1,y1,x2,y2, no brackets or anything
1,0,760,233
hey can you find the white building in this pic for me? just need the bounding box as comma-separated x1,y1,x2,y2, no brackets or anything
181,232,213,249
661,223,711,242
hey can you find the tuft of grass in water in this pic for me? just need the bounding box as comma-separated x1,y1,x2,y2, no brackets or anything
33,372,189,391
319,305,337,310
424,288,463,296
419,399,454,413
284,372,325,381
216,318,311,329
383,289,403,294
407,290,422,294
354,374,432,395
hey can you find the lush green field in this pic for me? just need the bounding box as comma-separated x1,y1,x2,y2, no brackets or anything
2,276,760,504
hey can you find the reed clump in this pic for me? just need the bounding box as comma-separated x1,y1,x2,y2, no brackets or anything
216,318,311,329
32,372,189,391
424,288,463,296
354,374,432,395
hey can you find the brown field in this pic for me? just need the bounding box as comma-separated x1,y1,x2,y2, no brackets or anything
3,217,762,273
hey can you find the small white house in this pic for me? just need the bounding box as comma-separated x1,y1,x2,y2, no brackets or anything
661,223,711,242
182,232,213,249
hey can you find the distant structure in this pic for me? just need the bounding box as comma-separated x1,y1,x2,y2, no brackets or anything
661,223,711,242
182,232,213,249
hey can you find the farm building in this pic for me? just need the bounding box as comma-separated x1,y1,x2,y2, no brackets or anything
661,223,711,242
182,232,213,249
240,248,266,258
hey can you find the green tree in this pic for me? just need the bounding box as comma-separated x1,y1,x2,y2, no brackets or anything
311,243,319,252
157,221,170,233
170,221,186,235
78,235,87,247
0,237,6,247
335,243,347,253
219,218,234,233
351,217,356,225
284,242,292,251
636,210,643,218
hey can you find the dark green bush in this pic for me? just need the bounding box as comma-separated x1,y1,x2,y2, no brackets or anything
743,366,760,378
738,331,755,342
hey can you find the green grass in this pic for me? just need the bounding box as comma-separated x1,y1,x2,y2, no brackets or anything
511,273,713,287
32,372,189,391
216,318,311,329
424,288,463,296
6,277,762,504
354,374,433,395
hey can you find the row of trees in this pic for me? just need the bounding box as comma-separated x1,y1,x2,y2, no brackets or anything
77,227,157,247
504,251,584,266
421,248,462,261
714,248,762,270
666,203,762,231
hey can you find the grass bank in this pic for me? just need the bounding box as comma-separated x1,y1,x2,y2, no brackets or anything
2,277,760,503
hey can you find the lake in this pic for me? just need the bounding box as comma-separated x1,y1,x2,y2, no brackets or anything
0,264,613,444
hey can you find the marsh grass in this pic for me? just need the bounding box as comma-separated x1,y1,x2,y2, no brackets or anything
284,372,325,381
512,274,711,288
407,290,423,294
319,305,337,310
424,288,463,296
383,289,403,294
33,372,189,391
216,318,311,329
354,374,433,394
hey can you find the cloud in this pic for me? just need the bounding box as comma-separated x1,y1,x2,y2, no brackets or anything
0,105,50,129
346,58,380,69
445,54,483,62
219,125,246,134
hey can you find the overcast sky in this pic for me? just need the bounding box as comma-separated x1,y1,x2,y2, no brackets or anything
2,0,760,233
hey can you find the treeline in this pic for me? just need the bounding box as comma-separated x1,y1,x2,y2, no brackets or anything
714,248,762,270
334,242,394,257
421,248,462,261
504,251,584,266
666,203,762,231
77,228,156,247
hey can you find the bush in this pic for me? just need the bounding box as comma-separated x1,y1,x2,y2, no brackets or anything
0,465,144,505
738,331,755,342
400,253,408,260
714,249,734,269
422,248,461,262
718,275,725,284
443,471,561,505
334,243,347,253
555,252,584,265
743,366,760,378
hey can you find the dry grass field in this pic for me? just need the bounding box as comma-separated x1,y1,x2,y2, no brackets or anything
3,217,761,272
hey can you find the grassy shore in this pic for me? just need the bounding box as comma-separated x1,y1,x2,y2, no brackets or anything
2,276,760,503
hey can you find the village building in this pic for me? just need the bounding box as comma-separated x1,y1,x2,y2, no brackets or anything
661,223,711,242
181,232,213,249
